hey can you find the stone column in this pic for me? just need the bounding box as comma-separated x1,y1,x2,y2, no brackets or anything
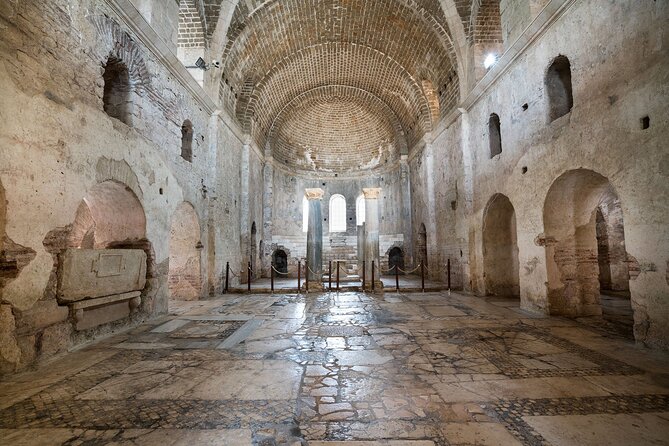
357,222,365,276
399,155,413,267
363,188,383,290
305,188,324,290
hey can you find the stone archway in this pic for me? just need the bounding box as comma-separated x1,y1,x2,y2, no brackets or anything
168,202,202,301
273,249,288,274
250,222,258,279
482,194,520,297
388,247,405,274
543,169,631,325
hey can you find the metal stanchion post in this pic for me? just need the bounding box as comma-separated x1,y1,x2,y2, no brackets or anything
328,260,332,291
225,262,229,293
336,261,340,292
271,262,275,292
447,259,451,291
421,262,425,292
362,260,366,291
297,260,301,292
247,262,251,291
305,261,309,293
395,265,399,291
371,260,375,292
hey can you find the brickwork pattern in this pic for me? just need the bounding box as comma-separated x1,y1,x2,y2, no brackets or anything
217,0,464,171
178,0,206,49
270,86,404,173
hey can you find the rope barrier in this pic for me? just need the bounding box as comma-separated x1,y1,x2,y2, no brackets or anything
398,264,422,274
271,265,290,275
307,266,320,276
379,264,396,275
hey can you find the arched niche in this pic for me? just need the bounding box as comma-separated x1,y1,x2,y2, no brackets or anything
168,202,203,301
482,193,519,297
69,180,146,249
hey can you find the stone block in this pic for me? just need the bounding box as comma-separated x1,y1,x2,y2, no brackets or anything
75,300,131,331
58,249,147,303
17,299,69,331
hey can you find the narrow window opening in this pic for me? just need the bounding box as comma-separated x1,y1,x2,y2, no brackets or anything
546,55,573,121
640,116,650,130
329,194,347,233
103,56,132,125
181,120,193,162
489,113,502,158
521,103,528,111
356,195,366,226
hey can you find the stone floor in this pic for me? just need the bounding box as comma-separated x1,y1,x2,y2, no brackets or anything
1,291,669,445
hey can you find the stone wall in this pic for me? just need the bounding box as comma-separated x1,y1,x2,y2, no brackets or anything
410,0,669,347
0,0,245,374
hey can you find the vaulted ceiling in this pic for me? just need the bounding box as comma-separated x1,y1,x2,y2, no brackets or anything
213,0,501,174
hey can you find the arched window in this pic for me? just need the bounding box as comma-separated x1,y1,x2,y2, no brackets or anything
302,196,308,233
329,194,347,232
546,55,573,122
103,56,132,125
356,195,366,226
489,113,502,158
181,120,193,162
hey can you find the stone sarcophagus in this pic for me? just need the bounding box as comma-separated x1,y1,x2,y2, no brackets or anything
58,249,147,330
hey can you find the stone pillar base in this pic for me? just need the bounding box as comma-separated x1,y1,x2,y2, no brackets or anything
306,281,325,292
361,281,384,293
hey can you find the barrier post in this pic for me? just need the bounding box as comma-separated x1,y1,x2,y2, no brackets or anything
362,260,366,291
447,259,451,291
298,260,301,292
395,264,399,291
225,262,229,293
305,261,309,293
271,262,275,292
247,262,251,291
371,260,375,292
328,260,332,291
421,262,425,292
336,261,340,291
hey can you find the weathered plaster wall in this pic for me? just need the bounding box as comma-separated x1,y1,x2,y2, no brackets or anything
411,0,669,347
0,0,240,373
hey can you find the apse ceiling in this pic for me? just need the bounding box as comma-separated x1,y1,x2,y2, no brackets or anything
215,0,502,174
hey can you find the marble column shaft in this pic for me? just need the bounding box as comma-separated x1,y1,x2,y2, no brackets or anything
363,188,382,285
305,188,324,283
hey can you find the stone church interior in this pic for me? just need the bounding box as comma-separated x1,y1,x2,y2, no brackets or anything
1,0,668,444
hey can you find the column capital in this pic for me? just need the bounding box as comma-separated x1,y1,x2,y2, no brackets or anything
305,188,324,200
362,187,382,199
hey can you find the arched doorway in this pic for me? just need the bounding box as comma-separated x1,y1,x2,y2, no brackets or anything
273,249,288,274
250,221,257,279
482,194,520,297
543,169,632,331
388,247,404,274
168,202,202,301
416,223,428,268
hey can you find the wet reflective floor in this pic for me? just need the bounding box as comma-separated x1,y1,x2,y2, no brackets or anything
1,291,668,445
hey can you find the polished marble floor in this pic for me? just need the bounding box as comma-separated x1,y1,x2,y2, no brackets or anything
1,291,668,445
